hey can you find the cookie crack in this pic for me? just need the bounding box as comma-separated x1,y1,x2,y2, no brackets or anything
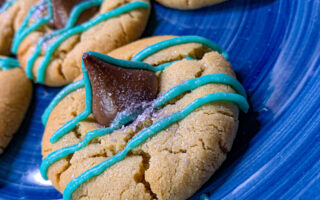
195,66,205,78
119,17,130,43
161,148,187,154
57,60,68,81
56,155,72,187
218,138,229,154
73,124,82,140
186,0,190,7
198,137,215,153
216,110,235,118
78,194,88,200
205,122,229,154
134,151,158,199
127,11,134,19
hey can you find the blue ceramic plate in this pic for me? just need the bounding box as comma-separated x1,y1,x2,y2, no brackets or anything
1,0,319,199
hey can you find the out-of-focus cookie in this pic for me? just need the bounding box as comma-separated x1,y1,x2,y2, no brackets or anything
0,57,32,154
40,35,249,200
156,0,228,10
13,0,150,86
0,0,39,55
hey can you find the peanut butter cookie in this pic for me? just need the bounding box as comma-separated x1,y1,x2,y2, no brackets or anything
0,56,32,154
41,35,248,200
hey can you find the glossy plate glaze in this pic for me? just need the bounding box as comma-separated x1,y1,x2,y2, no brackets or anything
0,0,319,199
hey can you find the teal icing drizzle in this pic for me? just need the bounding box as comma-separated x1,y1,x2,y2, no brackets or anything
86,51,196,73
41,107,143,180
86,50,174,72
25,1,149,83
12,0,102,54
17,0,103,78
42,44,176,126
11,0,53,54
154,73,247,107
40,60,248,180
49,59,92,143
24,30,63,79
41,79,85,125
132,36,229,62
0,0,18,13
63,92,248,200
41,55,195,127
65,0,103,29
47,50,178,143
0,57,20,70
40,37,248,200
155,56,195,71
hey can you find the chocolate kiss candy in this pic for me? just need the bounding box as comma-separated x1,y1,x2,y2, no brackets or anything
83,53,159,127
52,0,99,29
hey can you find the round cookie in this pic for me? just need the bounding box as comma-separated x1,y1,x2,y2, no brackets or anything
0,0,39,55
155,0,228,10
0,57,32,154
40,35,249,200
15,0,150,86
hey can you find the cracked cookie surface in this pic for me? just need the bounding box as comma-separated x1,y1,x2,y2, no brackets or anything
42,36,241,200
16,0,150,86
155,0,228,10
0,58,32,154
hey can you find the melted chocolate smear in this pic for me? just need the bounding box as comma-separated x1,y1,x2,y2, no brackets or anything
83,53,159,127
52,0,99,29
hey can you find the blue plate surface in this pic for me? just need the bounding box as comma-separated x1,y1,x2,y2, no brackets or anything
1,0,320,199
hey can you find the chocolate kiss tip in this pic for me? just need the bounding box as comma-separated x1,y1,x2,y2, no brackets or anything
83,53,159,127
52,0,99,29
82,52,90,60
